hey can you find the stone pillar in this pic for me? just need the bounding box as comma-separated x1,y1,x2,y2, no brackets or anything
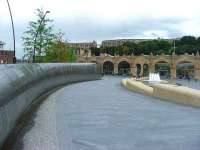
149,63,155,73
130,63,136,77
114,63,118,75
140,64,144,76
170,63,176,79
195,53,200,80
194,64,200,80
170,52,176,79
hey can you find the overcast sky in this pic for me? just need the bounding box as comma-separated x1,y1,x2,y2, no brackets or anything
1,0,200,57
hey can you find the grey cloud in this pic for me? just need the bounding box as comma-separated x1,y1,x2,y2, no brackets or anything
0,15,192,57
56,16,186,42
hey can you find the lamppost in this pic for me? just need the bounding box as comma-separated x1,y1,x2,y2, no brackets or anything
32,10,50,63
173,40,176,54
6,0,16,63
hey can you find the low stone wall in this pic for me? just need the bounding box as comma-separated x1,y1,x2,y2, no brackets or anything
0,63,102,148
122,79,153,96
122,79,200,107
153,84,200,107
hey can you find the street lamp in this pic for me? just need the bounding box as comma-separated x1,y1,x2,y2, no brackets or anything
32,10,50,63
6,0,16,63
173,40,176,54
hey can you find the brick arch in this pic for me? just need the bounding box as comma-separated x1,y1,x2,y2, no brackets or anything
176,58,196,79
175,58,196,66
153,58,171,65
89,58,98,63
100,55,113,63
134,57,150,65
117,57,131,64
102,58,115,64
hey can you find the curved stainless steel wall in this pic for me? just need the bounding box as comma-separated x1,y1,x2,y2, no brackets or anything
0,63,102,148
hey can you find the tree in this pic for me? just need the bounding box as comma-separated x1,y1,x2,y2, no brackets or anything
22,8,55,61
122,42,137,54
196,37,200,50
100,46,117,55
45,42,76,62
45,32,76,62
180,36,197,45
91,47,100,56
175,36,198,54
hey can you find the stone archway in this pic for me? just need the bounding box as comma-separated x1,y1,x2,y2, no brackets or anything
118,61,131,75
103,61,114,75
155,61,170,78
176,61,194,79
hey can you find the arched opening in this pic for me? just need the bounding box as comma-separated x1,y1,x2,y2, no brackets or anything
176,61,194,79
103,61,114,75
143,64,149,77
118,61,131,75
155,61,170,78
136,64,141,77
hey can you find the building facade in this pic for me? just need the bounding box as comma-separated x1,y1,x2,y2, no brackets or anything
77,52,200,80
69,40,97,50
0,41,14,64
101,38,179,47
69,40,97,57
101,39,152,47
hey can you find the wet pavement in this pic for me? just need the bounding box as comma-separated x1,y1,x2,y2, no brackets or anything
20,77,200,150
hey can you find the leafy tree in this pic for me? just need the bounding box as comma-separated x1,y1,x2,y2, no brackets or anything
100,46,117,55
70,35,200,57
137,41,158,55
180,36,197,45
122,42,137,54
22,8,55,61
176,44,197,55
45,32,76,62
91,47,100,56
197,37,200,45
158,40,171,53
120,45,130,55
175,36,198,54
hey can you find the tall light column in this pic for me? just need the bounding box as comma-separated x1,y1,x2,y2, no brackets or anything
6,0,16,63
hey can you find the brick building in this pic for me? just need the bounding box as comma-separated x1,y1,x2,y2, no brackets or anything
101,38,179,47
69,40,97,57
69,40,97,50
101,39,152,47
0,41,14,64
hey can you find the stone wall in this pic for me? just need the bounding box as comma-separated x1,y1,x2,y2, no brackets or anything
153,84,200,107
0,63,102,148
122,79,200,108
78,54,200,79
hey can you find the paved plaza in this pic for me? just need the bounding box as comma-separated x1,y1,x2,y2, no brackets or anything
17,77,200,150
